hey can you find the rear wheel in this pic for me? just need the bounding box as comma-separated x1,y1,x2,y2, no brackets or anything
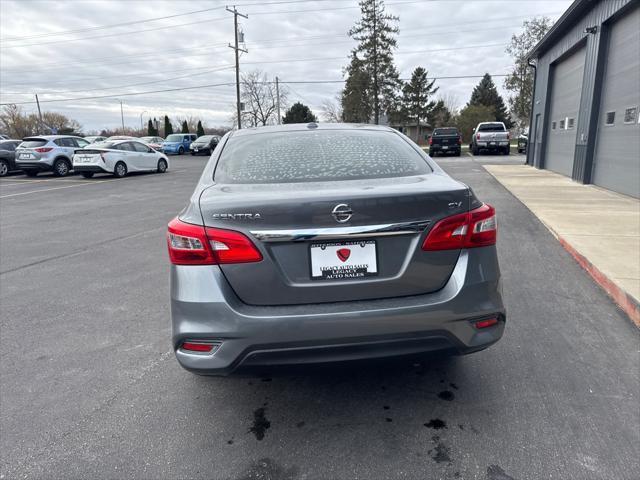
157,159,168,173
114,161,127,178
504,146,510,155
456,150,461,157
178,146,184,155
53,159,70,177
190,152,196,156
24,170,38,177
81,172,94,179
0,160,8,177
472,145,479,156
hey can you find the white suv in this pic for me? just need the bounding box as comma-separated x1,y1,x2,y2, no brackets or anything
15,135,90,177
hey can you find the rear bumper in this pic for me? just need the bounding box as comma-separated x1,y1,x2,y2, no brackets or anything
15,161,53,172
429,145,461,153
73,165,110,173
171,247,505,375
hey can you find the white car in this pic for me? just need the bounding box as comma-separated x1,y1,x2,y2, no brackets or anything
72,139,169,178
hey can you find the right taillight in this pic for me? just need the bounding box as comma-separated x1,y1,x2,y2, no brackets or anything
422,204,497,251
167,217,262,265
476,133,481,140
34,147,53,153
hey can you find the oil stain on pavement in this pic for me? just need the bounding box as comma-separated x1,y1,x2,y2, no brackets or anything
249,407,271,440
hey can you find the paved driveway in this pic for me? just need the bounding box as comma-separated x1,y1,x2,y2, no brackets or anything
1,154,638,479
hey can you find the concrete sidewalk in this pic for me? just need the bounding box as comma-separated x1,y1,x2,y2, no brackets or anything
484,164,640,326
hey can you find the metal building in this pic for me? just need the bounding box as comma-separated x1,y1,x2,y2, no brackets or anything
527,0,640,198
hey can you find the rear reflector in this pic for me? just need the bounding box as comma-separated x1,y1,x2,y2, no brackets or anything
474,317,499,329
167,217,262,265
181,341,218,353
422,204,497,251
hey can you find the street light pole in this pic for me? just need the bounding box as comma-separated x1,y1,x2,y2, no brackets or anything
140,110,148,134
118,100,125,134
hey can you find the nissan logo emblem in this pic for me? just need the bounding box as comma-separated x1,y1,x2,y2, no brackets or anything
332,203,353,223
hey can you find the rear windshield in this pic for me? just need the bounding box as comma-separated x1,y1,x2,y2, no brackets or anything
19,139,47,148
91,141,117,149
478,123,505,132
165,134,183,142
215,129,430,184
433,128,458,136
196,136,213,142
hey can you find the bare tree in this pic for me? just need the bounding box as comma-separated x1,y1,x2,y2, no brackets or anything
232,70,289,128
321,97,343,123
0,105,38,138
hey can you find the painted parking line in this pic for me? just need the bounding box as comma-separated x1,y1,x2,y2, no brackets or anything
0,179,93,187
0,180,114,198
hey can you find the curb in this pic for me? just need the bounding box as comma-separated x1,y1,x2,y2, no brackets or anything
556,236,640,328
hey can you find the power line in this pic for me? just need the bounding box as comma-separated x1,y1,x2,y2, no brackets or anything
0,74,510,106
0,0,338,42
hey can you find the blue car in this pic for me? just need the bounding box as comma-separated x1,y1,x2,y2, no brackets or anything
162,133,197,155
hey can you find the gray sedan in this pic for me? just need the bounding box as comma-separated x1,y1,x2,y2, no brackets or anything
167,123,505,375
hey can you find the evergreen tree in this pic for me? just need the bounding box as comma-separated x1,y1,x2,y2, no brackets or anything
196,120,205,137
147,119,155,136
401,67,438,135
181,120,189,133
282,102,317,124
504,17,552,131
468,74,512,128
429,100,454,128
341,53,372,123
348,0,401,124
164,116,173,136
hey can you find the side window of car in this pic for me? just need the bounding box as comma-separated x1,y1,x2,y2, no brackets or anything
75,138,89,148
132,142,150,153
119,142,134,152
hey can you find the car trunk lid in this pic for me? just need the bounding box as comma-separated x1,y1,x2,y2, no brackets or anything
198,174,469,306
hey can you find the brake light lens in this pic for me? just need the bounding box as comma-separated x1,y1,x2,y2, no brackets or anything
507,132,511,140
422,204,497,251
167,217,262,265
429,137,433,145
457,137,462,144
476,133,481,140
181,341,216,353
34,147,53,153
474,317,499,329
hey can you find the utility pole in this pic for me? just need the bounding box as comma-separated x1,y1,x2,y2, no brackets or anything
227,6,248,129
35,94,44,133
275,76,281,124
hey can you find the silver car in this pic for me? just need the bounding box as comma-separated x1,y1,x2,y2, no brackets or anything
167,123,505,375
15,135,90,177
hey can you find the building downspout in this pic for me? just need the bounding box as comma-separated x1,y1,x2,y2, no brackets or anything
526,58,538,166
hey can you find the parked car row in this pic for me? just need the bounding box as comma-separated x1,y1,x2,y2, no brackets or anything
0,133,220,177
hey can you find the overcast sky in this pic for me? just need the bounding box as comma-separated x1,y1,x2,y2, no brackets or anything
0,0,572,133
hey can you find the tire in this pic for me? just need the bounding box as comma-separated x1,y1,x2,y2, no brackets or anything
190,152,195,156
456,150,461,157
157,158,168,173
81,172,94,179
24,170,38,177
178,146,184,155
0,160,8,177
504,146,510,156
472,145,479,156
53,158,70,177
113,161,127,178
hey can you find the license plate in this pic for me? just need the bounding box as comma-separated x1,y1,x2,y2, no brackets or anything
194,148,199,152
442,146,448,150
489,142,495,146
19,153,32,159
310,241,377,280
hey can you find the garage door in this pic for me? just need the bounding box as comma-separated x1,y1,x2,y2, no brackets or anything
592,6,640,198
544,46,586,177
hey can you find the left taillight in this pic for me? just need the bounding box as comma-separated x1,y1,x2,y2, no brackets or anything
422,204,497,251
167,217,262,265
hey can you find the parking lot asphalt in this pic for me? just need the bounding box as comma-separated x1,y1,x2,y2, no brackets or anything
1,153,638,480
